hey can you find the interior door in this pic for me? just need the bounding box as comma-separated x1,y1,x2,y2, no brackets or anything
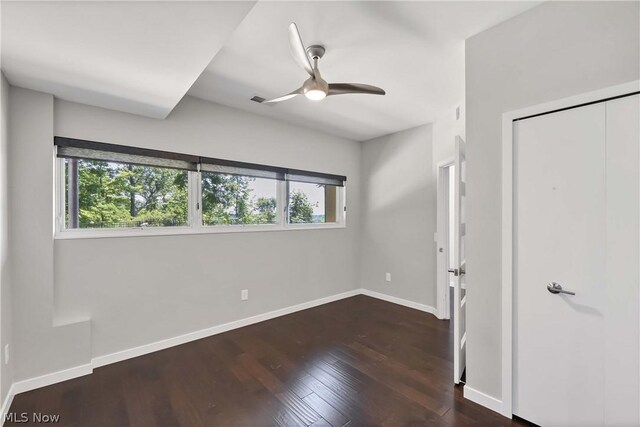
452,135,466,384
514,94,639,426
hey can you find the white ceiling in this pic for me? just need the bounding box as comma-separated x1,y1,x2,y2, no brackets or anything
1,1,256,119
1,1,540,140
188,1,540,141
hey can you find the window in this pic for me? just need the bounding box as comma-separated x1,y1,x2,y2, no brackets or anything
201,173,278,226
63,158,189,229
54,137,346,238
288,181,339,224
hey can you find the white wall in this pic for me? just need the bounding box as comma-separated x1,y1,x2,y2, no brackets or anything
0,72,12,405
359,124,437,307
52,96,361,361
465,1,640,400
432,102,465,166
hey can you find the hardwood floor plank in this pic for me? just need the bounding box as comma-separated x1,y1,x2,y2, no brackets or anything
330,345,450,417
309,418,333,427
298,373,358,417
290,378,314,399
305,364,360,404
302,393,349,427
237,352,286,395
313,359,364,392
346,341,456,405
276,391,321,426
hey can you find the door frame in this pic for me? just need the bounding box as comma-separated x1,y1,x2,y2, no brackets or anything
500,80,640,418
436,158,455,320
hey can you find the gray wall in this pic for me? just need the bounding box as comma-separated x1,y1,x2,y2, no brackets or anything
8,87,91,382
465,1,640,399
52,96,362,360
0,72,12,403
359,124,437,307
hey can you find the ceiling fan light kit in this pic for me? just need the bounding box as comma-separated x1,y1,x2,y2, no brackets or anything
258,23,386,104
304,88,327,101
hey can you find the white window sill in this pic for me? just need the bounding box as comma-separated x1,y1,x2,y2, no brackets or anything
54,223,346,240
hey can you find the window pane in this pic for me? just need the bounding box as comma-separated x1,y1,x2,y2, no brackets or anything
64,158,188,229
201,172,278,226
288,181,338,224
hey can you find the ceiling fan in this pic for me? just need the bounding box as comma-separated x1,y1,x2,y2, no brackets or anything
258,23,386,104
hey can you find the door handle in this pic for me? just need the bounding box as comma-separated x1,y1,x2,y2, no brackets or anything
547,282,575,296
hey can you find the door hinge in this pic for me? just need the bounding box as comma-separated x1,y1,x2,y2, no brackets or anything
448,268,466,277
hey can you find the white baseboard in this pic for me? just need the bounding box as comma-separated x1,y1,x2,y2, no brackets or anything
463,385,504,415
4,287,438,412
11,364,92,396
2,364,92,425
92,289,360,368
1,384,15,424
359,288,439,316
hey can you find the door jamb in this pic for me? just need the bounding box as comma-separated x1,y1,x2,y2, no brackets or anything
437,158,455,320
500,80,640,419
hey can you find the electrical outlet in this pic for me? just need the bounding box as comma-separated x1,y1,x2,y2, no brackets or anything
4,344,9,365
385,273,391,282
241,289,249,301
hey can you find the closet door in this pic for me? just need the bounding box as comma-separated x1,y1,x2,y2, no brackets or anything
513,94,639,426
514,102,607,425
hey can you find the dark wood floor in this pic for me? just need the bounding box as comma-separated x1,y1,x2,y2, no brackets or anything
8,295,528,426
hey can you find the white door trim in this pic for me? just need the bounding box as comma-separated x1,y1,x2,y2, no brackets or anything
437,157,455,320
500,80,640,419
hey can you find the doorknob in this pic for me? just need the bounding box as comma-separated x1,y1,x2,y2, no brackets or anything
547,282,575,296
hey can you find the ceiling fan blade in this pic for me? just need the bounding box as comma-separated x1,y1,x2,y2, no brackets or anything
328,83,386,96
262,87,303,104
288,23,314,77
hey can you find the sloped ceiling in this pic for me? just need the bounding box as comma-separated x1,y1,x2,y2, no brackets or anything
2,1,541,140
188,1,541,141
1,1,256,119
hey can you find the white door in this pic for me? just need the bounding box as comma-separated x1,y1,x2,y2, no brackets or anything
452,136,466,384
514,95,639,426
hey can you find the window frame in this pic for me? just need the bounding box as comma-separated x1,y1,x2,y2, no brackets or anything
54,155,346,240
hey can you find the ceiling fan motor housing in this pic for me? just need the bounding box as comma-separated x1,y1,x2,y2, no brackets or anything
306,45,326,60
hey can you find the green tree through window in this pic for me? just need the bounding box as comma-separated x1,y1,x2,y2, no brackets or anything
255,197,277,224
200,172,277,225
288,190,314,223
66,159,188,228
